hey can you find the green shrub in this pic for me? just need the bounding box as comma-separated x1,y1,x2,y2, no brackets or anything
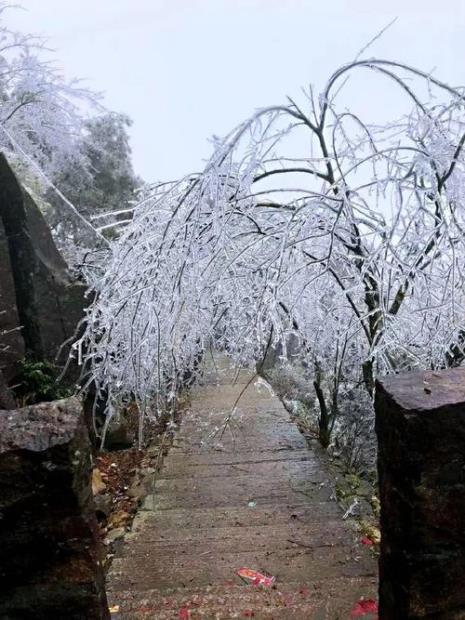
15,359,73,405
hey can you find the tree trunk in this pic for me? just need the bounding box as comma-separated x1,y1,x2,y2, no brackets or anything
313,364,331,448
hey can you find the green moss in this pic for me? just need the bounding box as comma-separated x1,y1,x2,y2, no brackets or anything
344,473,361,491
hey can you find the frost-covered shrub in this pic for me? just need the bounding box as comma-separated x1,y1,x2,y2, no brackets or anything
261,359,312,404
77,59,465,446
332,388,376,476
263,359,376,475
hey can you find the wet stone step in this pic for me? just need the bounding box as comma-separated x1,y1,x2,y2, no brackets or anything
106,358,377,618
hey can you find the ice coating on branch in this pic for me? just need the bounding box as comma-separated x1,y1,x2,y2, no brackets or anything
78,59,465,436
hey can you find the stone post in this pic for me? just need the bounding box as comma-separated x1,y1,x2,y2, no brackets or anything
0,397,109,619
375,367,465,619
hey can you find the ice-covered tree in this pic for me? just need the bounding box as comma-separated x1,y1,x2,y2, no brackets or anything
45,112,140,259
0,3,124,259
47,113,139,218
78,59,465,445
0,4,100,173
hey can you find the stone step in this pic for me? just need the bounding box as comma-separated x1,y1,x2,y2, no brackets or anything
130,502,345,533
164,448,313,467
109,577,377,619
106,358,377,618
124,519,355,548
107,546,374,591
156,463,326,484
168,432,308,453
139,479,334,511
159,456,323,480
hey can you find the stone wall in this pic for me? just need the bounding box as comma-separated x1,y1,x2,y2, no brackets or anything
0,397,109,619
375,367,465,619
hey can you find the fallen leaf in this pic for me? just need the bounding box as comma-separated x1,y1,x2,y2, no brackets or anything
361,536,374,546
108,510,131,529
92,468,107,495
350,598,378,617
236,567,275,587
108,605,120,614
179,608,190,619
361,524,381,545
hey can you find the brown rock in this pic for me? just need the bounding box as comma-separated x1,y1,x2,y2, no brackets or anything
0,397,109,619
104,527,126,545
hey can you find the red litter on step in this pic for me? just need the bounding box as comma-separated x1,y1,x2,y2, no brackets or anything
350,598,378,618
236,567,275,587
361,536,375,546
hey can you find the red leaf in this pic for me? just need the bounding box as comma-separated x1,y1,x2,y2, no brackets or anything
350,598,378,617
361,536,374,546
236,567,275,587
179,608,190,620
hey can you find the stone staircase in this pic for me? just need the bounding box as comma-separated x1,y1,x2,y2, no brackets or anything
107,360,377,619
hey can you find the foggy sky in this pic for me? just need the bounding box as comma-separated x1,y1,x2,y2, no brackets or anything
8,1,465,182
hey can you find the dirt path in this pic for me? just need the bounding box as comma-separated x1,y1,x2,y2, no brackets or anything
107,357,377,618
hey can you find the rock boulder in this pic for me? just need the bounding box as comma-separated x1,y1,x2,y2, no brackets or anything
0,153,86,383
0,397,109,619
